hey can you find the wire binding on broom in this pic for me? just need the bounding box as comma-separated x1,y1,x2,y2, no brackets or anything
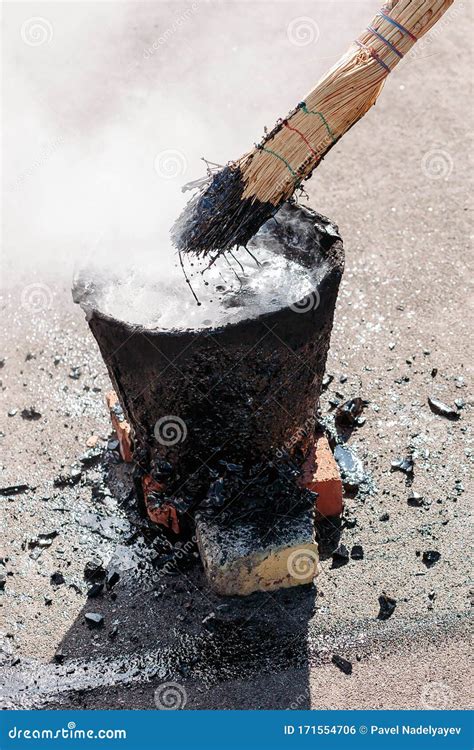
282,121,319,159
354,40,392,73
172,0,455,258
366,25,404,57
376,11,418,40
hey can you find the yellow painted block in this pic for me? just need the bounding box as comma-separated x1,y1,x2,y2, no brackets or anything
196,511,319,596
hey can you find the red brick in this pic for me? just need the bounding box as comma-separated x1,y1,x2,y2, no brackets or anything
105,390,133,463
142,475,180,534
299,434,343,517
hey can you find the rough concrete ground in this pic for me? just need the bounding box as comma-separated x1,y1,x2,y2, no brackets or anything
1,0,473,710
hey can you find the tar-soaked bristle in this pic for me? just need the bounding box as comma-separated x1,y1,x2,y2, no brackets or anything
172,0,454,258
171,165,277,258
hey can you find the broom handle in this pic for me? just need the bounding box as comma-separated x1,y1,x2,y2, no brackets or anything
241,0,456,204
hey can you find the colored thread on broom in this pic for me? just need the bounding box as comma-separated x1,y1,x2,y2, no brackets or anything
367,25,404,57
259,146,299,180
300,103,336,143
283,121,319,158
376,11,418,41
355,40,391,74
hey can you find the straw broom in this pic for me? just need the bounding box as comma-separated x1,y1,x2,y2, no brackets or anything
172,0,455,258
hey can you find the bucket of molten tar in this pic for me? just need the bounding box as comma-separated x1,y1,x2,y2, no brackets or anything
73,203,344,521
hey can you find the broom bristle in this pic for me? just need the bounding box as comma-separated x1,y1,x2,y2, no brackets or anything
172,0,454,258
171,165,280,257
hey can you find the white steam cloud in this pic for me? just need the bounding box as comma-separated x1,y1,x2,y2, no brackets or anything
2,0,376,287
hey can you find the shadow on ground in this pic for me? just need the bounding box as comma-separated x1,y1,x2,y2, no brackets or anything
2,455,320,710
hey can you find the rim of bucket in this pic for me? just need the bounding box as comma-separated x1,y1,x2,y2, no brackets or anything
72,205,344,336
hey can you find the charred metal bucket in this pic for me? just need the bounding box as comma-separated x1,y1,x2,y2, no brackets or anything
73,203,344,504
